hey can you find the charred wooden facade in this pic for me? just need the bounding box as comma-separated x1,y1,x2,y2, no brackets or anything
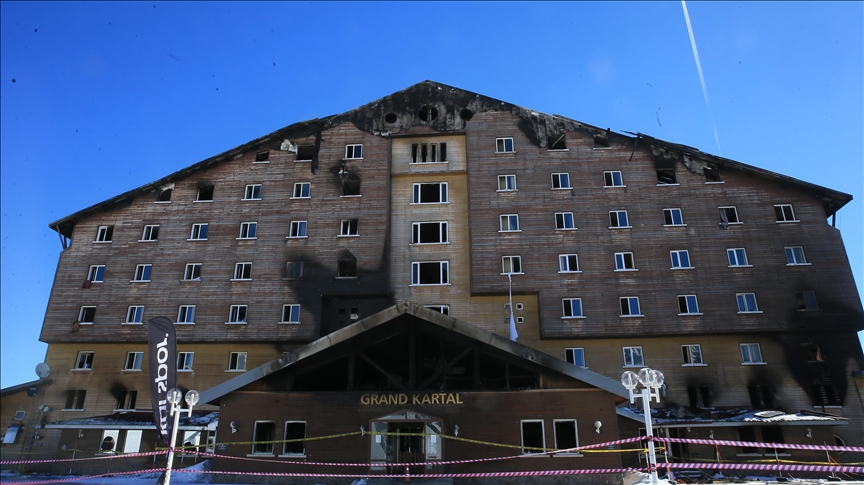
12,81,863,474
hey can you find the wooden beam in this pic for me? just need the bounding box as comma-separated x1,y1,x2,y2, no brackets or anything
418,346,473,390
356,350,408,391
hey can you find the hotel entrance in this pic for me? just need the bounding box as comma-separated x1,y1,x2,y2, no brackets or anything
369,410,442,474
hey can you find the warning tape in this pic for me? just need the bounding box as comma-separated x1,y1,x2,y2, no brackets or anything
156,430,363,451
654,436,864,453
0,451,164,466
657,462,864,473
8,468,166,485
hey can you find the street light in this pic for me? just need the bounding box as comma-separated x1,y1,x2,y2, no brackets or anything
621,368,664,485
164,388,199,485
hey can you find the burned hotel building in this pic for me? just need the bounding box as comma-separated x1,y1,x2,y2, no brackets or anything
3,81,863,477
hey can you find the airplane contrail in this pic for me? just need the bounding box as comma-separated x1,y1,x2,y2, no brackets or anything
682,0,722,155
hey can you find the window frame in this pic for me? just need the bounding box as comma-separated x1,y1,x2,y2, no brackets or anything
195,185,215,202
424,304,450,315
501,255,523,275
285,261,304,279
227,305,248,324
243,184,262,201
681,344,704,366
795,291,819,311
774,204,798,223
551,173,571,189
63,390,87,410
78,306,96,324
736,293,760,314
740,343,764,365
411,221,449,245
619,297,642,317
495,138,515,153
254,150,270,163
227,352,247,372
140,225,160,242
339,219,359,237
280,304,301,324
177,305,196,324
282,421,308,457
410,142,448,163
552,419,581,455
519,419,545,454
499,214,520,232
609,210,630,229
615,252,636,271
719,206,741,225
677,295,701,315
554,212,576,230
410,261,450,286
784,246,809,266
95,225,114,243
251,421,277,455
663,208,685,226
189,223,208,241
124,352,144,371
73,351,94,370
558,254,580,273
132,264,152,282
670,250,692,269
603,171,624,188
87,265,105,283
125,305,145,324
564,348,586,367
622,346,644,367
344,144,363,159
562,298,584,319
411,182,449,204
288,221,308,238
183,263,202,281
238,221,258,239
497,174,517,192
232,262,252,281
727,248,751,267
177,352,195,372
292,182,311,199
99,430,120,454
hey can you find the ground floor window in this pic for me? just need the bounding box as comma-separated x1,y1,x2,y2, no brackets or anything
282,421,307,456
520,420,545,454
553,419,579,454
100,430,120,453
251,421,276,455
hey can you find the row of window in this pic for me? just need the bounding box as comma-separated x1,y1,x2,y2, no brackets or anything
73,350,249,373
564,342,767,369
76,303,301,326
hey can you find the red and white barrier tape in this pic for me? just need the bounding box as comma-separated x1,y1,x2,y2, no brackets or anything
653,437,864,453
0,451,164,466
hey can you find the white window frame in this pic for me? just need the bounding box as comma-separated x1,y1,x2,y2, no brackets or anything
519,419,545,454
727,248,751,267
281,421,307,457
670,250,692,269
412,182,449,204
502,256,523,275
499,214,520,232
740,343,764,365
552,419,581,455
681,344,704,366
238,221,257,239
99,430,120,454
73,351,94,370
551,173,571,189
123,430,143,453
785,246,809,266
495,138,515,153
285,261,304,279
243,184,262,201
663,208,685,226
251,421,277,455
292,182,311,199
736,293,760,314
677,295,701,315
140,225,159,242
288,221,307,238
232,262,252,281
609,210,630,228
227,305,248,324
189,223,208,241
177,305,196,324
227,352,247,372
183,263,202,281
558,254,580,273
78,306,96,324
344,144,363,159
497,174,517,191
124,352,144,371
424,304,450,315
719,206,741,225
774,204,798,223
125,305,145,324
339,219,359,237
411,221,448,244
554,212,576,230
603,171,624,187
95,225,113,243
620,297,642,317
132,264,152,282
623,346,644,367
410,261,450,286
280,304,301,324
87,265,105,283
562,298,584,319
177,352,195,372
615,252,636,271
564,348,586,367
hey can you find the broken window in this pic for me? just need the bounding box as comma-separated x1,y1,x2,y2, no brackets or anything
157,188,172,202
564,348,585,367
498,174,516,191
736,427,758,454
411,142,447,163
620,297,641,316
227,305,247,324
681,344,703,365
337,259,357,278
603,171,624,187
281,304,300,323
239,222,257,239
520,420,544,454
283,422,307,456
140,225,159,241
78,306,96,324
412,182,448,203
761,425,785,454
228,352,247,371
95,225,113,243
802,343,823,362
727,248,749,267
344,144,363,159
255,151,269,162
502,256,522,274
100,432,118,453
418,105,438,121
74,351,94,370
125,305,144,324
133,264,152,282
189,223,208,240
183,264,201,281
554,212,575,230
288,221,307,238
687,386,712,408
496,138,515,153
251,421,276,455
703,164,721,182
615,252,635,271
411,261,449,285
233,262,252,280
656,168,677,185
296,145,314,161
87,265,105,283
623,346,644,366
243,184,262,200
292,182,310,198
412,221,448,244
774,204,797,222
719,206,740,226
339,219,359,236
670,250,691,269
663,208,684,226
64,390,86,410
609,210,630,228
811,383,840,406
593,134,610,148
678,295,700,315
553,420,579,453
196,185,214,201
177,305,196,324
785,246,808,265
342,179,361,196
116,389,138,410
562,298,583,318
551,173,571,189
499,214,520,232
558,254,579,273
285,261,304,279
124,352,143,371
740,343,763,364
795,291,819,311
547,134,567,150
424,305,450,315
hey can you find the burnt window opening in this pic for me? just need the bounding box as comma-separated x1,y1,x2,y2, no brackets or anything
656,169,677,185
342,179,361,196
283,422,306,455
687,386,712,408
761,425,785,454
337,259,357,278
384,113,398,124
296,145,314,161
520,420,544,454
795,291,819,311
703,164,721,182
547,134,567,150
812,384,840,406
196,185,214,202
418,105,438,121
411,143,447,163
459,108,473,121
251,421,276,455
802,343,823,362
116,390,138,410
748,384,774,409
255,151,269,162
157,188,172,202
736,427,758,454
64,390,87,410
593,134,610,148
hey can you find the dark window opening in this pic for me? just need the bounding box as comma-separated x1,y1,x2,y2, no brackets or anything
337,259,357,278
79,307,96,323
748,384,774,409
521,421,544,454
593,134,610,148
286,261,304,279
812,384,840,406
719,207,739,225
802,343,823,362
413,222,447,244
700,386,712,407
252,422,275,454
157,189,172,202
117,390,138,410
197,185,214,201
384,113,397,124
761,425,785,454
547,134,566,150
795,291,819,311
96,226,113,242
704,164,721,182
342,180,361,196
283,422,306,455
737,427,758,453
459,108,473,121
554,420,578,451
656,169,677,184
64,390,86,410
296,145,314,160
687,387,710,408
418,105,438,121
100,435,116,452
255,151,269,162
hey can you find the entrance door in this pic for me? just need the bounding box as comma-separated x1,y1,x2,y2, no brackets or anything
387,422,425,474
369,410,442,474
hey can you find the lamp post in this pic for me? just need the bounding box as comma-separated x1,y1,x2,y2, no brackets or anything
621,368,664,485
164,388,199,485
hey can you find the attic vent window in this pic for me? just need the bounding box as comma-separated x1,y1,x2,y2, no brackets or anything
157,189,172,202
547,134,567,150
255,151,270,163
704,164,721,183
418,105,438,121
459,108,473,121
593,134,610,149
656,169,677,185
196,185,214,202
296,145,314,161
384,113,398,124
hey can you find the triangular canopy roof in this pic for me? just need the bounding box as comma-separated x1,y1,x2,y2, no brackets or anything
49,80,851,238
198,302,629,404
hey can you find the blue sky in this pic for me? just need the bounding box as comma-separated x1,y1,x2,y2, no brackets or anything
2,1,861,387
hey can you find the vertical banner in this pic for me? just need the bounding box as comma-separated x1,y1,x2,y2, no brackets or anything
147,316,176,444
